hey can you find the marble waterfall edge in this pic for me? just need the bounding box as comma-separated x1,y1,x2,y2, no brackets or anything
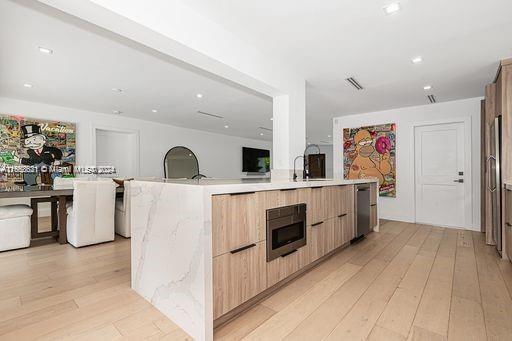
131,181,213,340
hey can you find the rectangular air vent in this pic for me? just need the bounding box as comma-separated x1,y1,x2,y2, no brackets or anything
197,110,224,119
259,126,273,132
345,77,364,90
427,94,436,103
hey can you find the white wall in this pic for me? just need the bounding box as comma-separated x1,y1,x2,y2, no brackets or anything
333,97,482,231
0,97,272,179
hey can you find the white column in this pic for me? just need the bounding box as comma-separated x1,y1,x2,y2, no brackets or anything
272,84,306,180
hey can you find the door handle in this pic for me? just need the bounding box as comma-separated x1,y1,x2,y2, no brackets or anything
453,179,464,183
487,155,497,192
230,243,256,254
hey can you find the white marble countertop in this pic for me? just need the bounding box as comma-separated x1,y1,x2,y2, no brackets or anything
134,177,378,195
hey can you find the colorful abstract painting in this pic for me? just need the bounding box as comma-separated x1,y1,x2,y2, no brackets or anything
343,123,396,197
0,114,76,185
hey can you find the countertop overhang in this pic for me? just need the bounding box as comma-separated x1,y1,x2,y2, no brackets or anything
133,178,378,195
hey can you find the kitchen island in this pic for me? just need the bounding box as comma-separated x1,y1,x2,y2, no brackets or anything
130,178,379,341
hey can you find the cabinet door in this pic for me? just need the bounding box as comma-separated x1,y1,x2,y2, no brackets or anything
266,245,309,287
339,185,354,215
308,219,333,262
341,213,355,244
325,186,341,219
309,187,326,225
213,241,266,319
212,193,261,257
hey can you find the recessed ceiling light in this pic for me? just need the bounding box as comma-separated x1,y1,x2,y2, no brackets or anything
111,88,123,93
23,83,33,88
196,93,203,98
38,46,53,54
423,85,432,90
327,135,332,138
112,110,122,115
224,125,229,128
152,109,158,113
270,117,273,121
259,132,264,136
411,56,423,64
383,2,401,15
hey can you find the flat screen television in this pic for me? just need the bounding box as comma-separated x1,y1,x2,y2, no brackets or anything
242,147,270,173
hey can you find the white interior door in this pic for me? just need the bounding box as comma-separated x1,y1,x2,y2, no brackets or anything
95,129,138,178
415,121,470,228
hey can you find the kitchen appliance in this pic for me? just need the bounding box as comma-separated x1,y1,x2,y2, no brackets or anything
352,184,371,243
488,115,502,255
266,203,307,262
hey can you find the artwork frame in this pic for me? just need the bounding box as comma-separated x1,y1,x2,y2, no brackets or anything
343,123,396,197
0,113,76,185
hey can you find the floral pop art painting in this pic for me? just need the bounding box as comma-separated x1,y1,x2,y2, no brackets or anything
343,123,396,197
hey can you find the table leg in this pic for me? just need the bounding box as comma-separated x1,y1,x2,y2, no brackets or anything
30,198,39,239
51,201,58,232
58,195,67,244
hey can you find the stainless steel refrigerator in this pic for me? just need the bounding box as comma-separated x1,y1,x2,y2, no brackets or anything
489,115,502,255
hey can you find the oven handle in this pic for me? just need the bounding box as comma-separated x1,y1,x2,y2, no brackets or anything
312,221,324,227
230,243,256,254
281,249,298,258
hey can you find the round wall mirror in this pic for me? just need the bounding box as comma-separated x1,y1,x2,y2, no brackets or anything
163,146,199,179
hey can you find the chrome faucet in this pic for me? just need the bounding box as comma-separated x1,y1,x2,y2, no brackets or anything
293,144,321,181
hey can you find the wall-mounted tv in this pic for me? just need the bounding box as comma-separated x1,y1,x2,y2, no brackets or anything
242,147,270,173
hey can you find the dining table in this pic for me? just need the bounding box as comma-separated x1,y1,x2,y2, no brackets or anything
0,183,124,245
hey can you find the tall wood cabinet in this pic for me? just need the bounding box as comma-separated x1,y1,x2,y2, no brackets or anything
483,58,512,259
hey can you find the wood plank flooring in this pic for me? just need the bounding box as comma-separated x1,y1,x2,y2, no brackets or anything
0,220,510,340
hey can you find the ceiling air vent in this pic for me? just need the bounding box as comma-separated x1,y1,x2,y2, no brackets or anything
427,94,436,103
259,126,273,132
197,110,224,119
345,77,364,90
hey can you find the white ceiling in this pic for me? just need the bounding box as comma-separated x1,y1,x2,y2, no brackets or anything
186,0,512,143
0,0,274,142
1,1,512,145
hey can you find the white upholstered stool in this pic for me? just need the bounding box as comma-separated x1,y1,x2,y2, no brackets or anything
0,205,33,252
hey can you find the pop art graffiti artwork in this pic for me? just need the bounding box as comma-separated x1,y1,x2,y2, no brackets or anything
343,123,396,197
0,114,76,185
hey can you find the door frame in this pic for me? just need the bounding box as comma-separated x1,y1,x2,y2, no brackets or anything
91,125,141,177
413,116,472,228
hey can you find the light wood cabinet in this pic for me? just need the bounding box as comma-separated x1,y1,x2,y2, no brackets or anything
505,188,512,262
213,241,266,319
308,187,325,225
334,213,354,248
266,245,309,287
308,219,334,262
326,185,354,219
212,193,262,257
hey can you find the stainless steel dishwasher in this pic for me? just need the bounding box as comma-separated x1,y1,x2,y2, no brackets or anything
352,183,371,243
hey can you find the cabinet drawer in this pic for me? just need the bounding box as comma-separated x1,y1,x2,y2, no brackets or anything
266,245,309,287
308,219,334,263
213,241,266,319
212,193,261,257
370,183,378,206
308,187,326,225
334,213,354,248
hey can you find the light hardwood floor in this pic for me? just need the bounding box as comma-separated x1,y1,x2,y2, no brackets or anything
1,220,511,340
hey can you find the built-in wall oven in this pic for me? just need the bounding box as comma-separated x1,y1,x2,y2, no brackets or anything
266,203,307,262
